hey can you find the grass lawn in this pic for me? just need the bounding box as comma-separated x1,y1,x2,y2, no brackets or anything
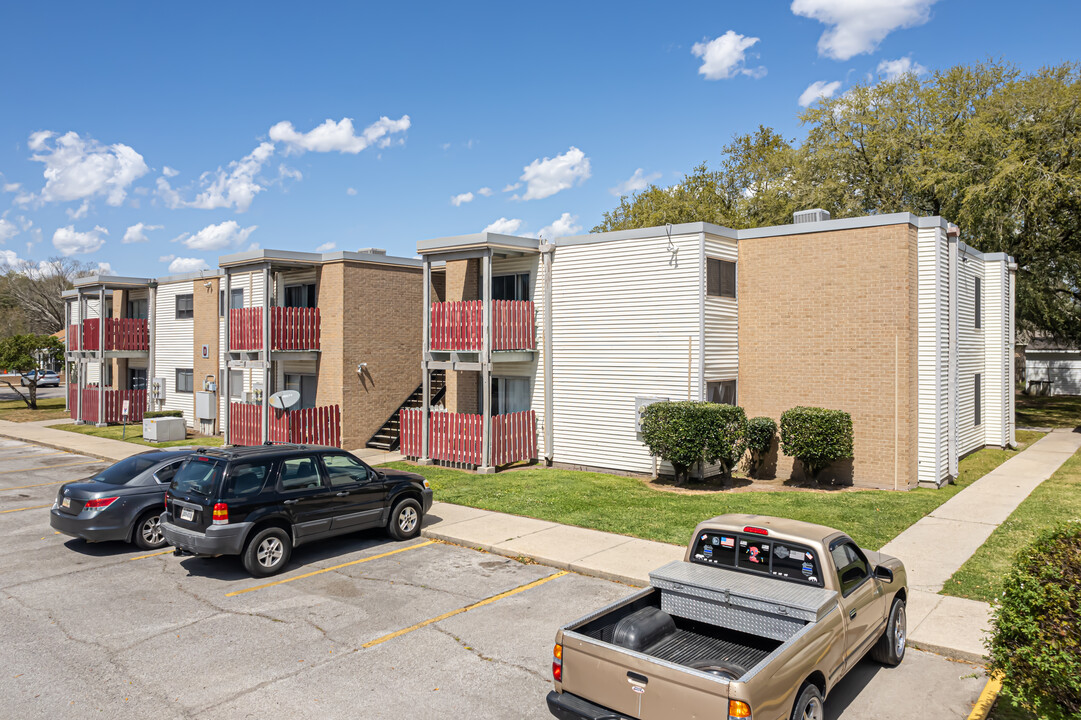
0,396,69,422
388,429,1045,551
943,444,1081,603
1015,392,1081,429
48,421,224,449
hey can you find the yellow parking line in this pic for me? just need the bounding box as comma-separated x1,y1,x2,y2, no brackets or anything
0,459,100,475
0,479,71,491
128,549,174,561
226,540,437,597
362,570,569,649
0,504,51,514
967,675,1002,720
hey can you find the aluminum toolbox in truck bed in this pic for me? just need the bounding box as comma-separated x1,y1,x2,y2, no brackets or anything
649,561,839,641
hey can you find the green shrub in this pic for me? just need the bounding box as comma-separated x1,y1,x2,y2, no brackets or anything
988,521,1081,720
779,406,853,481
744,417,777,478
144,410,184,419
640,401,747,485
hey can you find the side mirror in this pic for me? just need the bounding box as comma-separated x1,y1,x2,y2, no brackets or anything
874,565,894,583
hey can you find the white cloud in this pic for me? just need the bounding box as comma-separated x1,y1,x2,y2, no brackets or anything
519,147,591,201
52,225,108,256
346,187,357,196
269,115,411,154
315,242,336,252
536,212,582,239
799,80,843,107
158,254,176,263
12,191,34,206
2,182,20,193
66,200,89,220
877,56,928,80
29,131,148,207
96,262,114,275
611,168,662,196
451,191,474,207
691,31,765,80
483,217,523,235
0,249,19,268
791,0,938,60
179,220,257,251
161,166,179,178
167,257,210,273
502,182,521,193
477,187,494,197
277,164,303,182
123,222,163,244
189,142,274,213
0,218,18,243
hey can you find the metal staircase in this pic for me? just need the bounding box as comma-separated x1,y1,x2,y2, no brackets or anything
366,370,445,451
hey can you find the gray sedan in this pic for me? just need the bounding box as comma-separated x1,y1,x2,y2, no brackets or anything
50,449,196,550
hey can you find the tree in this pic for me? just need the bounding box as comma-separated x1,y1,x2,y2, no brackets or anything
0,334,64,409
0,257,97,336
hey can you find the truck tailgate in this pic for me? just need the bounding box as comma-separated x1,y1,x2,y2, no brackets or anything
561,631,729,720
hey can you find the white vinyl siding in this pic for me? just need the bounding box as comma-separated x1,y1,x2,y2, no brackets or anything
549,232,702,474
1026,352,1081,396
916,227,949,486
704,233,738,386
154,280,196,426
982,260,1011,445
221,271,264,422
957,252,985,456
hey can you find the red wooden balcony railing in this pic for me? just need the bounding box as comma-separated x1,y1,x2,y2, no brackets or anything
228,402,340,447
429,300,535,352
68,318,149,351
229,307,321,351
67,324,81,351
492,410,537,465
69,388,147,424
81,318,100,351
399,408,536,467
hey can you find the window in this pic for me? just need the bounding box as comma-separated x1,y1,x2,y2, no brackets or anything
128,368,147,391
126,298,148,320
707,380,737,405
225,461,273,498
975,374,982,426
175,294,194,319
707,258,736,298
172,457,224,497
153,460,184,485
974,277,981,329
176,369,194,394
322,454,371,487
284,283,317,308
492,273,530,302
219,288,245,316
284,373,317,409
830,541,870,596
230,369,244,399
278,456,324,491
491,376,530,415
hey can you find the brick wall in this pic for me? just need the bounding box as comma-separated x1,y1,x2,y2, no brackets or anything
737,224,919,489
192,277,220,433
443,259,480,413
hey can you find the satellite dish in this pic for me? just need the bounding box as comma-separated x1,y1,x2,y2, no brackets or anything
269,390,300,410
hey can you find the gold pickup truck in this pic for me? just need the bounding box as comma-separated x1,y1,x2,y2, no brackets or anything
547,514,908,720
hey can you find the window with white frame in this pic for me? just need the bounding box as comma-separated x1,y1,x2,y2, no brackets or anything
706,380,737,405
491,376,530,415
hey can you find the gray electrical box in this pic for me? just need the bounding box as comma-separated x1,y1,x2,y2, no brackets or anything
195,391,217,420
635,396,669,433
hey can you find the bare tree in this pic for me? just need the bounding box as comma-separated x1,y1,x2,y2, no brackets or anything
0,257,97,335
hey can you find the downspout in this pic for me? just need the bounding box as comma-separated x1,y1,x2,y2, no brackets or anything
421,258,431,462
947,225,959,480
222,271,230,445
541,242,554,466
148,282,157,414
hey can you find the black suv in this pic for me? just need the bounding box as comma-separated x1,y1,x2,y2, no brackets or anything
160,444,433,577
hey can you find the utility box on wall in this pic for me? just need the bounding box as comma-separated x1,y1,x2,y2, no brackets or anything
195,391,217,420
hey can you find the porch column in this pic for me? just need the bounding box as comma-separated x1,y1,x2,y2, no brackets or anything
148,283,157,413
541,243,554,465
96,285,106,426
420,258,432,463
222,270,231,445
479,250,494,473
261,265,271,444
75,289,84,423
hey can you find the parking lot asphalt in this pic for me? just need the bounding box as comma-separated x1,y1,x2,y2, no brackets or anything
0,438,990,720
0,380,65,403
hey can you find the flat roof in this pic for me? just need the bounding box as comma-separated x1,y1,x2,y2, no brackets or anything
417,232,541,254
72,274,154,289
218,248,421,269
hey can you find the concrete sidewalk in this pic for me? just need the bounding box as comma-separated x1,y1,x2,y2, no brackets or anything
0,418,145,462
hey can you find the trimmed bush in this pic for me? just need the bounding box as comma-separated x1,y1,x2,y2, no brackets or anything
640,401,747,485
779,406,853,481
144,410,184,419
988,521,1081,720
744,417,777,478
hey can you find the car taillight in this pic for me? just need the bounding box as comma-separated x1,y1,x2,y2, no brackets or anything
212,502,229,525
84,497,118,510
552,643,562,682
728,699,752,719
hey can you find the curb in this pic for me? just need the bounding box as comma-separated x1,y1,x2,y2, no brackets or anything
0,429,129,464
967,675,1002,720
907,638,988,666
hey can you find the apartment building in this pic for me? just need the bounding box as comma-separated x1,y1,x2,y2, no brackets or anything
403,211,1016,489
64,248,423,450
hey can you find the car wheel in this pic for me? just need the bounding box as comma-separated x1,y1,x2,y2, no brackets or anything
387,498,422,541
133,510,168,550
243,527,292,578
791,683,825,720
870,597,907,666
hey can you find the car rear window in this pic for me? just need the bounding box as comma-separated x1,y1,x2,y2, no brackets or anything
89,455,162,485
692,531,822,587
223,461,273,498
171,457,225,497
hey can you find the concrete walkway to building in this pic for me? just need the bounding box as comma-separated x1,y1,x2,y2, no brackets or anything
0,418,143,462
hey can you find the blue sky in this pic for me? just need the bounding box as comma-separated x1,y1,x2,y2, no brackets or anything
1,0,1078,277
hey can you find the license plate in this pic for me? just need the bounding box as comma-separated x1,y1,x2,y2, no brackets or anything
180,508,194,522
61,497,71,508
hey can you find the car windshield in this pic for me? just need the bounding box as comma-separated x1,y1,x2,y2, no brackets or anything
88,455,163,485
171,456,225,496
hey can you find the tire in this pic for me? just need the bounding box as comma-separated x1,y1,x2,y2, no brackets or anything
387,498,422,541
791,683,825,720
688,659,749,680
870,597,907,666
242,526,292,578
133,510,168,550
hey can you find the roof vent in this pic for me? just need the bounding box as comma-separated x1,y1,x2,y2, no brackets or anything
357,248,386,255
793,209,831,224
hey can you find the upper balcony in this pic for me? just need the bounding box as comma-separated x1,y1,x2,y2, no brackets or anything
67,318,149,353
429,300,535,352
230,306,321,351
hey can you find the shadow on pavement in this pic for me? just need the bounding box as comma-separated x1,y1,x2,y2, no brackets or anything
63,538,140,557
825,657,884,720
